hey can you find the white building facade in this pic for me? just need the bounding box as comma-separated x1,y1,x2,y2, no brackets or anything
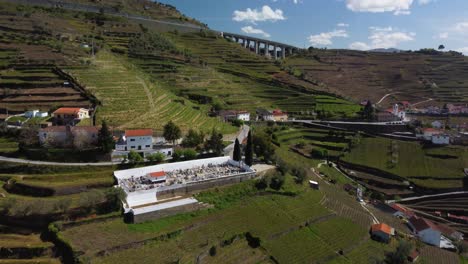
116,129,153,152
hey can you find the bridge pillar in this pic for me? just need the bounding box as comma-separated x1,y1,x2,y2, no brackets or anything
273,45,278,60
255,41,259,54
265,42,270,57
244,39,248,48
281,46,286,59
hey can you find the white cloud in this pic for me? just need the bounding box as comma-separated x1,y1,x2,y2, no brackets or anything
241,26,271,38
457,47,468,55
349,42,370,50
436,32,449,39
308,29,348,46
349,27,415,50
454,22,468,34
337,23,350,27
418,0,434,4
233,6,285,23
345,0,413,15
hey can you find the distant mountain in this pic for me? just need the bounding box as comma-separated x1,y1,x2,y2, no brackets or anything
369,48,402,53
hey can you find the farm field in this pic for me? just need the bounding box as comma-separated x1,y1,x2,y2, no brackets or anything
0,137,18,154
58,161,375,263
285,49,468,108
67,50,235,133
342,137,468,189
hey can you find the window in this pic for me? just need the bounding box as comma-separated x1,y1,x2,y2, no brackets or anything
130,139,135,142
131,146,135,149
145,145,150,148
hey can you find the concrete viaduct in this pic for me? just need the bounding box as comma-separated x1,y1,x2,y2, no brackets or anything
219,32,299,60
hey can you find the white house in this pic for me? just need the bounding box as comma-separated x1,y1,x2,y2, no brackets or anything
256,109,274,121
392,104,406,121
431,134,450,145
25,110,48,118
431,120,443,129
219,110,250,122
409,216,441,247
116,129,153,152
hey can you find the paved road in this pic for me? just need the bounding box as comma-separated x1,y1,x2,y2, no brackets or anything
0,155,118,166
386,191,468,204
291,120,405,126
223,125,250,157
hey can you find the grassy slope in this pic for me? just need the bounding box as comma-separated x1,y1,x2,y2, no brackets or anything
343,137,468,188
68,50,235,133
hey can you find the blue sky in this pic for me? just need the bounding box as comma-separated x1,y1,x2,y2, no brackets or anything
157,0,468,54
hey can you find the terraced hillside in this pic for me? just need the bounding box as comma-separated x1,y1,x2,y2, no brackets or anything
285,49,468,107
68,50,235,133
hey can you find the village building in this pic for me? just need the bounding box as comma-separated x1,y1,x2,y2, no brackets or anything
407,250,420,263
272,109,288,122
115,129,153,152
376,112,399,122
370,223,395,243
218,110,250,122
38,126,98,148
256,109,274,121
392,104,407,121
408,216,456,248
431,120,443,129
389,203,414,219
24,110,48,118
431,134,450,145
52,107,90,125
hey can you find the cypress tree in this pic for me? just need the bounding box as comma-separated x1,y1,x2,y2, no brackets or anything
98,120,114,153
233,138,241,161
245,131,253,166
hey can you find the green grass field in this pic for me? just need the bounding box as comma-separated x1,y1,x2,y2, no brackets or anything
342,137,468,188
68,50,235,134
0,137,18,154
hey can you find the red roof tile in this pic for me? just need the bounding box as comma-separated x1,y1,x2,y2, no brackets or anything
53,107,83,115
125,129,153,137
371,223,393,235
149,171,165,178
409,216,439,232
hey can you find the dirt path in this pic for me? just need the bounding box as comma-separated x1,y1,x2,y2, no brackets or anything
136,76,155,110
411,98,433,107
376,92,401,105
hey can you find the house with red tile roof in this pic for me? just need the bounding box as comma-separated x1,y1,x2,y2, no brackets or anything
272,109,288,122
370,223,395,243
116,129,153,152
408,216,456,248
147,171,167,183
52,107,90,125
389,203,415,219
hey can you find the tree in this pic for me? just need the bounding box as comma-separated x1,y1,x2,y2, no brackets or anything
209,246,217,256
128,150,144,164
163,121,181,146
181,129,204,148
255,177,269,190
98,120,114,153
233,138,241,162
146,152,165,164
269,172,285,191
53,198,72,213
363,100,375,121
18,124,39,149
244,131,253,166
385,240,412,264
253,132,275,163
438,44,445,50
183,148,198,160
292,167,307,184
79,189,105,213
104,187,127,212
205,129,224,156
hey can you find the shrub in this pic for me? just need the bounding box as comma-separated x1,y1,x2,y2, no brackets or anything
269,172,285,191
128,150,144,164
183,149,198,160
255,177,269,190
147,152,165,164
245,232,261,248
209,245,217,256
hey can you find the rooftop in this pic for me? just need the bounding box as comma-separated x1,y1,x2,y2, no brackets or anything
53,107,85,115
409,216,439,232
371,223,394,235
125,129,153,137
